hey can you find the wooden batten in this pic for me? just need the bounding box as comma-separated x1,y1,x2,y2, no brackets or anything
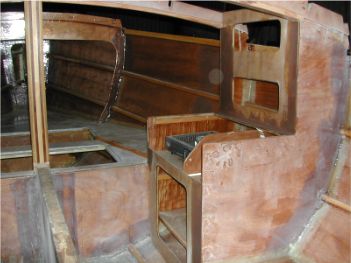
24,1,49,166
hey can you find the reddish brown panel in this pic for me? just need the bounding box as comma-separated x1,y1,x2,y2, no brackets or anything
1,129,92,148
158,169,186,212
1,179,21,260
302,207,351,263
48,58,112,103
147,114,236,151
254,80,279,111
125,34,220,94
49,40,116,67
233,77,279,111
117,74,219,119
52,164,150,257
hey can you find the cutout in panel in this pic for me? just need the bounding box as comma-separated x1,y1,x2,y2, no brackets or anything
234,20,281,51
233,77,279,111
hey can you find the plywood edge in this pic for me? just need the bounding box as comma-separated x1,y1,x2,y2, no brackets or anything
125,29,220,47
148,113,222,125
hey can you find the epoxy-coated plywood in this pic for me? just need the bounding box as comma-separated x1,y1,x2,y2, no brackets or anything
53,164,150,258
302,207,350,263
201,15,349,263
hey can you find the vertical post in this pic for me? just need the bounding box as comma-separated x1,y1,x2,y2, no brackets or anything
24,1,49,167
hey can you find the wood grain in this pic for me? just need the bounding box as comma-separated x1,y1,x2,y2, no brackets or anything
147,114,237,152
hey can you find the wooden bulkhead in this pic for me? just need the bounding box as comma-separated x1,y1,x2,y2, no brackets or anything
0,1,350,263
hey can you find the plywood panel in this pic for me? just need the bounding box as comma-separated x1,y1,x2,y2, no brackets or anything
125,33,220,94
118,75,219,119
147,114,237,151
302,208,350,263
158,170,186,212
201,17,349,263
53,164,150,258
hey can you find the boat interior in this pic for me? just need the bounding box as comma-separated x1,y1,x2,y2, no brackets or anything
1,1,350,263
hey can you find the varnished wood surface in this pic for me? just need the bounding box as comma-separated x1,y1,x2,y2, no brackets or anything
47,27,220,123
1,128,93,148
158,171,186,212
147,113,236,152
24,1,49,165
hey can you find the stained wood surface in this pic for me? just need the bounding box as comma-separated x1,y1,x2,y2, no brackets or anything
1,140,106,159
24,1,49,165
158,171,186,212
1,128,93,148
47,28,220,123
147,113,237,151
124,33,220,94
47,40,116,106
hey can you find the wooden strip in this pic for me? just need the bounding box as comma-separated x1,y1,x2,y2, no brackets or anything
48,54,115,72
1,141,106,160
37,167,78,262
322,194,351,213
111,106,147,123
24,1,49,166
127,244,146,263
48,83,147,123
95,136,147,158
123,71,220,101
149,113,220,125
125,29,220,47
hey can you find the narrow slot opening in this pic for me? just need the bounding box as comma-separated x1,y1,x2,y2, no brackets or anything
233,77,279,111
234,20,281,51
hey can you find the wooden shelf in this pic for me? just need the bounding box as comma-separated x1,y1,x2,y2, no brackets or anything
159,208,186,248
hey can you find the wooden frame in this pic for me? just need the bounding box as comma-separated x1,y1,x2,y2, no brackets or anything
24,1,49,166
220,9,299,134
150,150,202,263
